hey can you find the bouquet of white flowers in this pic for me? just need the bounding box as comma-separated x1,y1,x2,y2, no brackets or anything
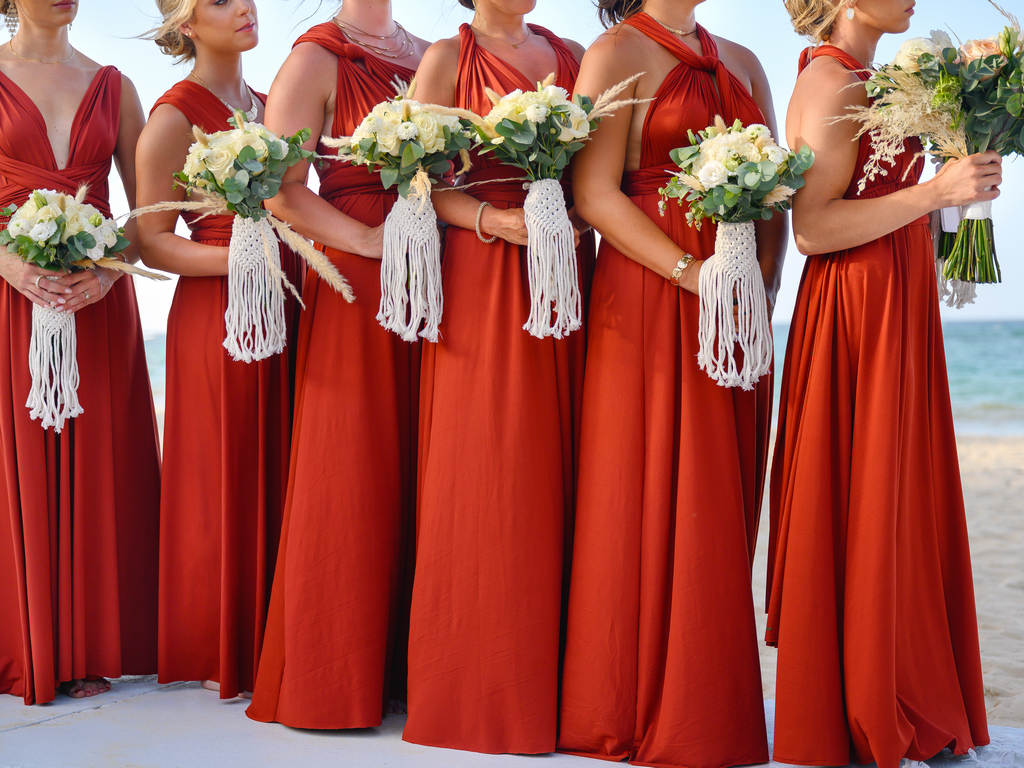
1,187,168,432
135,112,354,363
323,90,474,342
470,73,639,339
659,117,814,390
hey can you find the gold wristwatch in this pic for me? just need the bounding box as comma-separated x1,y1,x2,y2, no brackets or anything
669,252,695,286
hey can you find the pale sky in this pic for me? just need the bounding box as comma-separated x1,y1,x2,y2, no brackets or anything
74,0,1022,332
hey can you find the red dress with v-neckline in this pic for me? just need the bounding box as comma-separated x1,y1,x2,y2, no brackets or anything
403,23,594,755
558,15,771,768
245,24,421,729
151,80,302,700
765,46,988,768
0,66,161,705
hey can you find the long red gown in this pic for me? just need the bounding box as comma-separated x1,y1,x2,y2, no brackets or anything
765,46,989,768
0,66,161,705
246,25,419,729
154,81,301,700
403,24,592,755
558,15,772,768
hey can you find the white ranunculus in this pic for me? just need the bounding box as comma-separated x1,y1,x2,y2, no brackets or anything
892,37,942,73
745,123,771,141
28,220,58,243
698,160,729,189
525,103,550,123
764,145,788,165
397,121,419,141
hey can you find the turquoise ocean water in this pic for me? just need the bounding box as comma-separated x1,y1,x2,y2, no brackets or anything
143,320,1024,437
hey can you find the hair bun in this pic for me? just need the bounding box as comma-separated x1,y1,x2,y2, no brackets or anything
784,0,844,42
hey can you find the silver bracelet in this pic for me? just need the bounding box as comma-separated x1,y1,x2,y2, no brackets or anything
475,201,497,244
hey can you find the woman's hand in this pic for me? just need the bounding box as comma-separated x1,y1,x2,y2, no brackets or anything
481,206,529,246
355,223,386,260
0,254,72,308
50,268,122,312
927,152,1003,209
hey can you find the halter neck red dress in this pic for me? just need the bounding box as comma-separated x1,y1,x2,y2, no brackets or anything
0,66,160,705
246,24,419,728
403,23,593,755
558,15,772,768
765,46,989,768
152,80,301,700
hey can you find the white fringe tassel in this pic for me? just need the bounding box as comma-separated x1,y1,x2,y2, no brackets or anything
223,215,287,363
697,221,773,391
26,304,83,433
522,178,582,340
378,195,444,343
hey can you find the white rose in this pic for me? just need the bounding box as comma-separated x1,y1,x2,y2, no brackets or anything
28,220,58,243
525,103,550,123
34,204,61,222
377,128,401,157
697,160,729,189
203,146,236,185
411,112,442,152
230,130,269,160
892,37,942,73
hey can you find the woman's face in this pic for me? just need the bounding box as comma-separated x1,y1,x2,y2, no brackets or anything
848,0,915,35
182,0,259,55
472,0,538,17
12,0,79,29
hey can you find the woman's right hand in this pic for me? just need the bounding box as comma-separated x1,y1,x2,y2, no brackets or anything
481,206,529,246
0,254,71,309
927,152,1003,209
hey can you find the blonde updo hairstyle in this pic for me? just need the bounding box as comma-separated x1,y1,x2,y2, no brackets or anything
784,0,848,43
149,0,199,62
1,1,14,15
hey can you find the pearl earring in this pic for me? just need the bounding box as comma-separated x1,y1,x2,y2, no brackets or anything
846,6,855,20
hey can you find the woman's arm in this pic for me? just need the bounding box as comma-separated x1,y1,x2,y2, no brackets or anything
571,32,701,292
134,103,229,276
263,43,384,258
415,38,529,245
789,58,1002,256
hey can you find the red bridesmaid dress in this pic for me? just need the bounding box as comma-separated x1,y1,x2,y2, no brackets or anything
246,24,419,729
403,24,593,755
154,81,302,700
0,66,161,705
558,15,772,768
765,46,989,768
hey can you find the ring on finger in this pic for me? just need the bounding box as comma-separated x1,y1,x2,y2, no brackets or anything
34,275,43,289
84,291,90,300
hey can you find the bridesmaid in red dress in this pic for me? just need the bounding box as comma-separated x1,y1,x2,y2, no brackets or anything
0,0,159,704
766,2,998,766
558,1,786,766
404,0,591,755
245,2,428,729
135,0,300,700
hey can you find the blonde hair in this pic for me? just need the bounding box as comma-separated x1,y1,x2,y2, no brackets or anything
1,1,14,15
784,0,847,42
148,0,199,61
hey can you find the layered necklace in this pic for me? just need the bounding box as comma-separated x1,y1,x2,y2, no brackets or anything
332,15,416,61
649,14,699,38
8,37,76,64
188,71,259,122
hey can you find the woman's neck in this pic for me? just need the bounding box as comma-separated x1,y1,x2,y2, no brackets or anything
335,0,395,36
641,0,699,34
829,22,882,68
9,22,72,62
189,51,247,105
471,5,529,42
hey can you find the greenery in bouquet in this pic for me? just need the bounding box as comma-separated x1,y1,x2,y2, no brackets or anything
176,113,313,220
658,117,815,228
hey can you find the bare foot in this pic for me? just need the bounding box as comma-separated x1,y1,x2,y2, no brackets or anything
59,677,111,699
200,680,220,693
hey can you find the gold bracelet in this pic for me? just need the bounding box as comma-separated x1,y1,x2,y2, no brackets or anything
669,252,695,286
475,201,497,244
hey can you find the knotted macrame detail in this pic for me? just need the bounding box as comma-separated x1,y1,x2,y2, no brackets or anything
522,179,581,340
378,194,443,343
697,221,773,390
26,304,83,433
223,215,288,363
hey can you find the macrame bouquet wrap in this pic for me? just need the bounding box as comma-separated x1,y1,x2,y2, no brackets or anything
323,91,474,342
470,73,643,339
845,7,1024,307
660,117,814,390
133,112,354,362
1,187,168,432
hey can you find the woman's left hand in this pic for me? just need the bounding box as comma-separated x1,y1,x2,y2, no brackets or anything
51,268,122,312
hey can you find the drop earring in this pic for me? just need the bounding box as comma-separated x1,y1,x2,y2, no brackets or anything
5,6,18,37
846,6,856,20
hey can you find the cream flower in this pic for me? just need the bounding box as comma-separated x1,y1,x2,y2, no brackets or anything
698,160,729,189
28,220,58,243
960,37,1001,62
525,103,550,123
397,121,419,141
893,36,943,72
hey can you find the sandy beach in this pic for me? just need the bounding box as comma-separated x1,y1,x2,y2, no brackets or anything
753,435,1024,728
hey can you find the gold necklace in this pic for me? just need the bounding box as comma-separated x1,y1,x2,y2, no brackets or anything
332,17,416,60
471,26,532,50
649,15,699,37
8,38,76,64
188,72,259,122
333,16,404,41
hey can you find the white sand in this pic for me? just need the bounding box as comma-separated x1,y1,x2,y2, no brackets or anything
753,436,1024,729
